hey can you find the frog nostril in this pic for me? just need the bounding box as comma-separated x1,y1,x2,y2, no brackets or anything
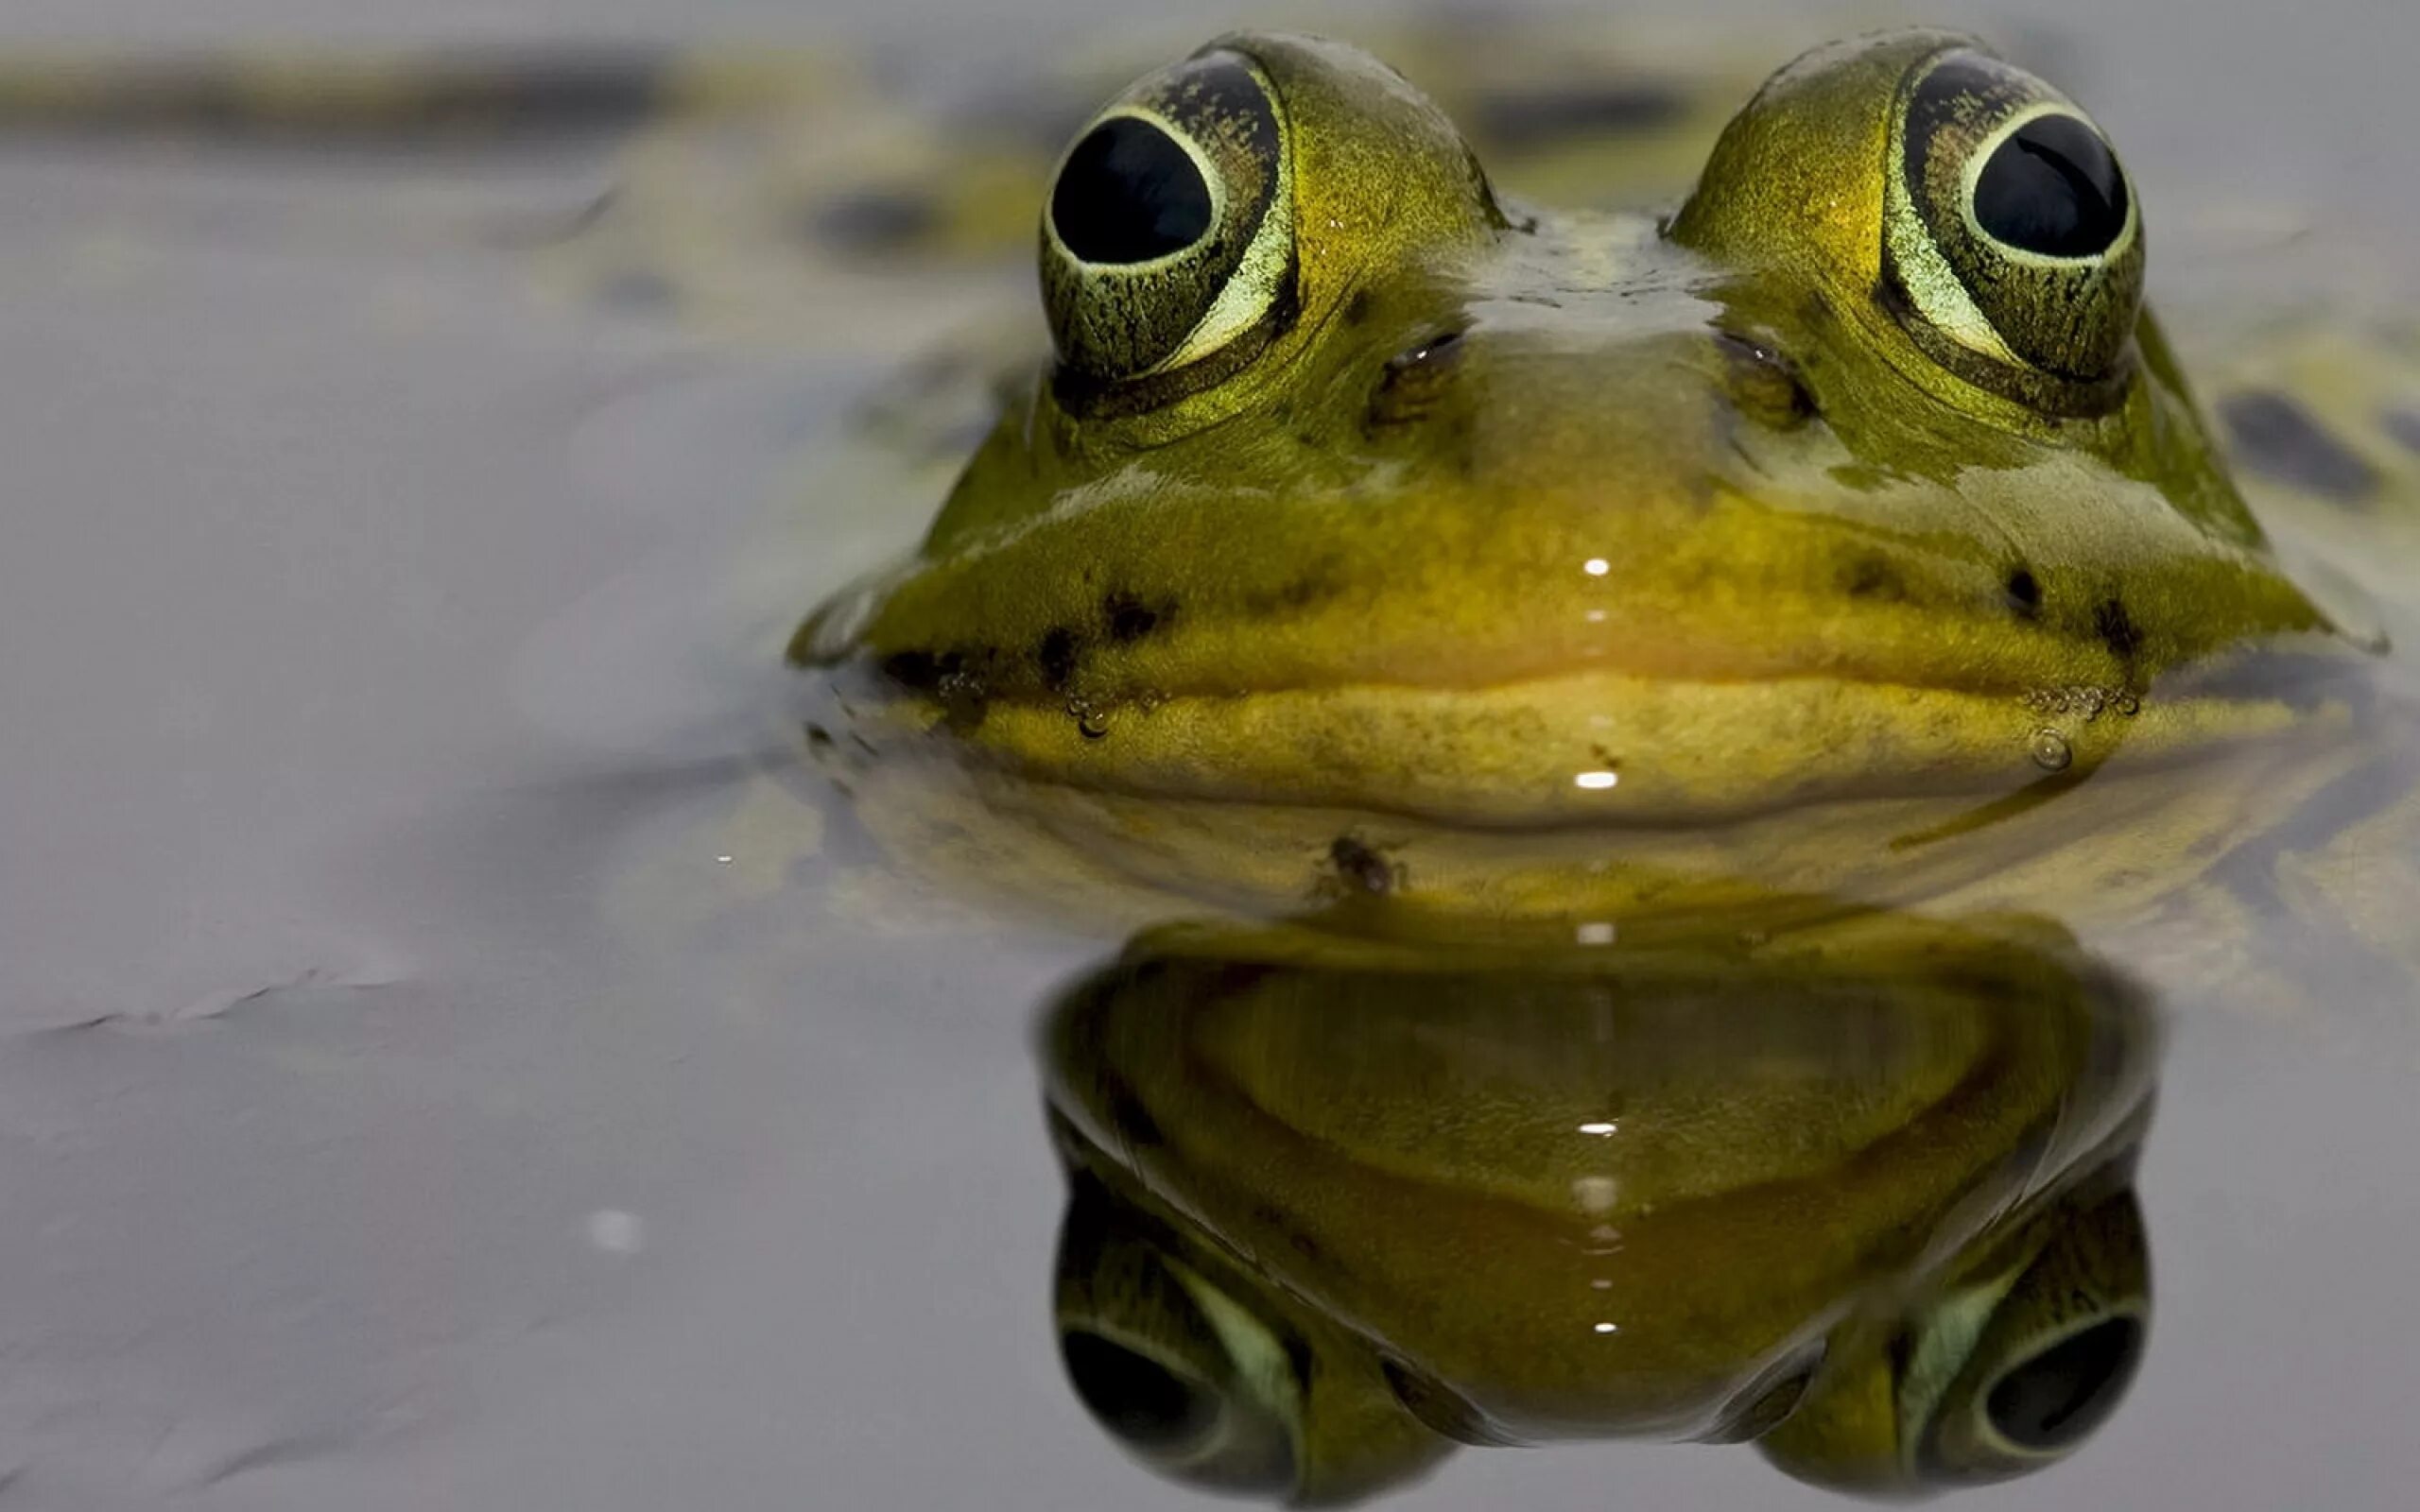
1365,328,1469,434
1714,331,1818,430
2005,568,2044,619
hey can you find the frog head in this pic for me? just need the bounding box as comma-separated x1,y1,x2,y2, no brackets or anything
800,28,2355,848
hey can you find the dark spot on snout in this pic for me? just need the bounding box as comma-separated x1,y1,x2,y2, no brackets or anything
2005,567,2044,619
2383,406,2420,457
1341,288,1375,327
1841,554,1906,601
1243,561,1345,617
1470,80,1689,147
2093,598,2143,664
1102,591,1169,644
807,187,942,256
879,645,994,731
878,648,945,692
1366,329,1467,433
2219,390,2382,505
1716,331,1817,430
1037,627,1081,692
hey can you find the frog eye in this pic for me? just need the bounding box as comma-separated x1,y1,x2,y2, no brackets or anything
1053,1176,1302,1495
1040,49,1297,388
1760,1183,2150,1492
1917,1186,2150,1479
1884,49,2144,392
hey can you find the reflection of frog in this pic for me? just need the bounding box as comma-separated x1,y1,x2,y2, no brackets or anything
1041,906,2156,1501
797,28,2420,946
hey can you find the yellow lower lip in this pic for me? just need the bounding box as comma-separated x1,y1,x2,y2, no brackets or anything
873,665,2308,828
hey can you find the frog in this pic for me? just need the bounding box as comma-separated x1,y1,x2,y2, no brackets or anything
1040,902,2158,1502
2,17,2404,1504
788,26,2420,1008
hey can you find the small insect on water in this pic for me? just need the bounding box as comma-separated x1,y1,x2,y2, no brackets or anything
1324,834,1408,898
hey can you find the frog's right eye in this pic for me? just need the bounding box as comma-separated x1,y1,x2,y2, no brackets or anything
1761,1182,2150,1493
1041,49,1297,387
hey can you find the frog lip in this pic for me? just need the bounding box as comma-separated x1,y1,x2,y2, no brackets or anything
825,644,2351,831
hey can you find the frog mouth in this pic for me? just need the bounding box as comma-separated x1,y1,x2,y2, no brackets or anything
819,639,2360,831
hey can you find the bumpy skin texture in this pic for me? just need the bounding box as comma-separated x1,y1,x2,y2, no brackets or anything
802,29,2358,845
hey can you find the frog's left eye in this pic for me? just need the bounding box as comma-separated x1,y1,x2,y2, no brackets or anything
1040,50,1296,388
1885,49,2144,393
1053,1174,1303,1496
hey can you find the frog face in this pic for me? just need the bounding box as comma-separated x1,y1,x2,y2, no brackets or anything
798,28,2349,837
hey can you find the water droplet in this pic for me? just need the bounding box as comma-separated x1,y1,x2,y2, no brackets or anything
1583,558,1611,576
2030,728,2074,772
1574,921,1616,947
1574,770,1619,791
1068,699,1110,740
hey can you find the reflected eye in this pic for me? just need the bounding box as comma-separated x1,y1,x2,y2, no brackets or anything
1760,1180,2151,1493
1062,1330,1222,1451
1040,50,1298,388
1052,1176,1300,1495
1918,1184,2152,1482
1885,49,2144,397
1982,1314,2143,1452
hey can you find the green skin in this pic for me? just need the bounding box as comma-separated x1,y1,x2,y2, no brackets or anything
795,28,2414,930
1044,907,2157,1502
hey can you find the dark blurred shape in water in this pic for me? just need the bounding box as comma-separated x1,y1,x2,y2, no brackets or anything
1042,906,2158,1503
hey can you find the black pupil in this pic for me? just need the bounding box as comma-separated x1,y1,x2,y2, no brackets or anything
1051,116,1216,265
1061,1332,1219,1451
1985,1317,2143,1451
1972,113,2130,258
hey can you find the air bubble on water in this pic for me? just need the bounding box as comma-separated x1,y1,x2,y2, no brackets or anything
2030,728,2074,772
